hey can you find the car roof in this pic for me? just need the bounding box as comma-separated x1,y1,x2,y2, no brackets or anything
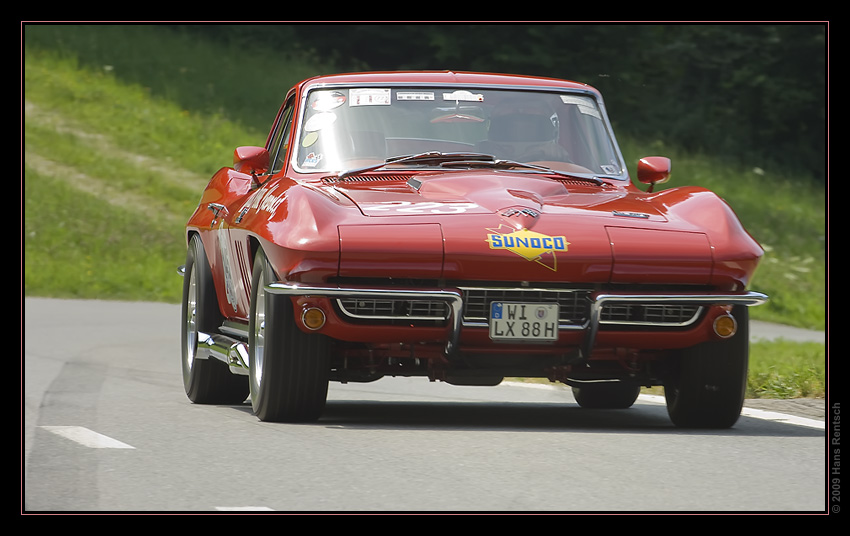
296,71,599,95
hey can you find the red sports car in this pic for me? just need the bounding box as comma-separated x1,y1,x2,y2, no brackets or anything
180,71,767,427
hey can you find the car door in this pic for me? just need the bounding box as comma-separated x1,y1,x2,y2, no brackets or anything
217,97,297,320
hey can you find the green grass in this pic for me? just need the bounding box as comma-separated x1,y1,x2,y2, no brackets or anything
24,167,183,302
22,25,826,399
747,340,826,399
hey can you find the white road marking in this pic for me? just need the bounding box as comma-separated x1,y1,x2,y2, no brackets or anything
739,407,825,430
215,506,275,511
40,427,276,510
40,426,136,449
639,394,825,429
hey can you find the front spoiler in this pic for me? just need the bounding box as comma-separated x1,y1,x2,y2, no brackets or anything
266,282,768,359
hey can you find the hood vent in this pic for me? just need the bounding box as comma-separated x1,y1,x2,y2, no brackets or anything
323,174,412,184
555,177,614,189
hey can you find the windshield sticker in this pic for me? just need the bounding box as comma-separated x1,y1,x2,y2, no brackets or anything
350,88,392,106
485,225,570,271
442,90,484,102
301,131,319,147
397,91,435,101
302,152,323,168
311,91,346,111
304,112,337,132
560,95,601,119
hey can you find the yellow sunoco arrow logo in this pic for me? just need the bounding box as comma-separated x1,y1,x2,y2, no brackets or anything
485,226,570,271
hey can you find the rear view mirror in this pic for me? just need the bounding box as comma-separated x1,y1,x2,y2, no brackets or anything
637,156,671,192
234,146,270,175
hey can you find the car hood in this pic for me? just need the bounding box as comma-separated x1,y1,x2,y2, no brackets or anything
331,170,668,222
329,171,717,285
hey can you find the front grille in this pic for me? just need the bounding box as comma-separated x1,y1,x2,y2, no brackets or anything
331,282,704,329
337,298,449,321
460,287,590,326
600,303,702,326
461,287,703,328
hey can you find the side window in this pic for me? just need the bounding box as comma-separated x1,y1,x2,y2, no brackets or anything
268,98,296,173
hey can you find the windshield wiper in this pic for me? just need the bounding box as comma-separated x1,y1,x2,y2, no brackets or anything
337,151,496,179
337,152,611,187
439,158,607,186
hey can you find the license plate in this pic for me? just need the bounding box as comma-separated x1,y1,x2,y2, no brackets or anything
489,302,559,342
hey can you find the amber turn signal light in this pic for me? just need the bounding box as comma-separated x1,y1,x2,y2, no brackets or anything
302,307,327,330
713,314,738,339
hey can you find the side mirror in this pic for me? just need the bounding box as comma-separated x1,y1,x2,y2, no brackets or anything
637,156,671,192
233,146,270,175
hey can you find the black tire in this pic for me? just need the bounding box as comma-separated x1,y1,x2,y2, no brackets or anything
248,248,331,422
181,235,249,404
664,306,749,428
572,382,641,409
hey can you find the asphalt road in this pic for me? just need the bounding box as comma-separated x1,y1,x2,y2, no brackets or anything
23,298,828,512
750,319,825,344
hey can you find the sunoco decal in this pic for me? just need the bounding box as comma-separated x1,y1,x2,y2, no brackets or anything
485,226,570,271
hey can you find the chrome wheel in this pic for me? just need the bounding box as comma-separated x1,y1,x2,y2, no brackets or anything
180,234,248,404
182,262,198,389
252,272,266,392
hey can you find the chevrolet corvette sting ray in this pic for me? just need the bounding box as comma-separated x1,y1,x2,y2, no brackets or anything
180,71,767,427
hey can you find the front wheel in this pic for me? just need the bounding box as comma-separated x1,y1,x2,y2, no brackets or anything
664,306,750,428
248,248,331,422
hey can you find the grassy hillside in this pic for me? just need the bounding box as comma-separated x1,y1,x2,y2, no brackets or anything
22,25,826,397
24,25,336,302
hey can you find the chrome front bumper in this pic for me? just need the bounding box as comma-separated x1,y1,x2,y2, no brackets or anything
266,282,768,358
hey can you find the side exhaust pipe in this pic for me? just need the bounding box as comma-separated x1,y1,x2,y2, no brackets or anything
196,331,250,375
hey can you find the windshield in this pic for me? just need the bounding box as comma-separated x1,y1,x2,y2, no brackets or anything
293,86,625,178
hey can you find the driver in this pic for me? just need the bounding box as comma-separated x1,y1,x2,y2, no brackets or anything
477,99,572,163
